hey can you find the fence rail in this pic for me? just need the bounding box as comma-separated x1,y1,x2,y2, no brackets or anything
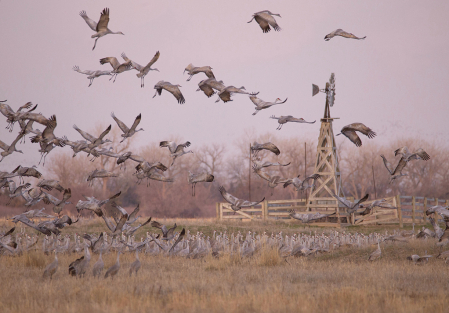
216,195,448,228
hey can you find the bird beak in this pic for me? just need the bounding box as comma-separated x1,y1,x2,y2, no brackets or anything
336,133,341,136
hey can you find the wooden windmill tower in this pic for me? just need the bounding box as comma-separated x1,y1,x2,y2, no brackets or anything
306,73,345,221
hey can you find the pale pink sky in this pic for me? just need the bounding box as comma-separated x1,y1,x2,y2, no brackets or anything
0,0,448,170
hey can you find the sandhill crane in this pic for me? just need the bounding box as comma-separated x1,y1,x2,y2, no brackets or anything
248,10,282,33
14,215,53,235
116,152,144,168
79,8,124,50
87,169,119,186
368,241,381,261
425,206,449,245
428,217,443,240
92,252,104,278
11,165,42,184
135,161,168,173
43,251,58,279
218,186,265,212
331,192,369,215
380,155,408,183
324,29,366,41
0,133,24,162
42,188,72,215
394,147,430,162
215,86,256,103
73,124,112,148
289,210,333,223
73,66,112,87
153,81,185,104
283,174,321,192
111,112,144,143
252,156,291,170
407,253,432,264
251,142,280,156
151,221,178,241
197,78,226,98
250,96,287,115
30,115,64,147
252,165,288,193
104,251,121,279
69,245,91,277
184,64,215,81
336,123,376,147
358,199,396,216
99,57,132,82
160,141,193,166
37,180,65,192
129,250,141,277
6,181,31,205
100,202,129,236
1,101,34,131
122,51,160,87
270,115,316,130
188,171,214,196
18,119,41,143
76,191,121,216
147,170,174,184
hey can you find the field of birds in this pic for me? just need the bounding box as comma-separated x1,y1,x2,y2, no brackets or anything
1,218,449,313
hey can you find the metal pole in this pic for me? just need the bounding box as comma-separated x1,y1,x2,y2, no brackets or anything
372,165,377,199
249,143,251,201
304,142,307,178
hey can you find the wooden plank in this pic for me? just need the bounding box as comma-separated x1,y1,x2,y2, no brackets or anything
423,197,427,223
222,206,255,219
397,195,403,228
401,196,413,200
216,202,220,219
412,196,415,224
267,199,306,204
220,203,223,220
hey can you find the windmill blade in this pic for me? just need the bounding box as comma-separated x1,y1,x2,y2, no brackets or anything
312,84,320,97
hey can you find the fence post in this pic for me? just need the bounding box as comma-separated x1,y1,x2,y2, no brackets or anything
396,195,403,228
411,196,416,224
264,200,269,220
216,202,220,220
423,197,427,223
220,203,224,220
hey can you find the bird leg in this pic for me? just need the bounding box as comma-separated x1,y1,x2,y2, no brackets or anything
187,75,193,82
141,77,144,88
38,153,45,166
92,38,99,51
113,74,118,83
88,79,93,87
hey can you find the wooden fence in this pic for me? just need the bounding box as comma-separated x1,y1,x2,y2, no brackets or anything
216,195,448,228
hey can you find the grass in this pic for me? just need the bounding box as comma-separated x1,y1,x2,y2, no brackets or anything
1,219,448,313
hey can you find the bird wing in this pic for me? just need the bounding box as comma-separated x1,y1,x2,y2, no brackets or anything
380,155,393,175
62,188,72,202
128,204,140,221
258,13,281,31
253,166,272,182
335,29,365,39
121,53,143,70
159,141,178,153
9,133,24,150
101,215,116,232
129,114,142,131
97,125,112,141
41,115,57,140
163,84,185,104
254,15,271,33
79,10,97,31
341,129,362,147
218,186,239,205
73,125,96,142
409,148,430,161
174,141,191,153
0,140,9,151
166,223,177,238
17,102,33,112
96,8,110,32
239,197,265,208
128,154,145,163
392,157,407,175
345,123,376,138
169,228,185,252
301,174,321,186
354,194,369,208
141,51,160,72
73,66,94,75
100,57,120,70
330,191,354,209
110,112,129,133
42,192,60,205
112,213,129,235
249,96,263,107
199,84,215,97
262,142,281,155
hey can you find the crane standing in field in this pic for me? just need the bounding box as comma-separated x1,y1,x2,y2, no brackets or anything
79,8,124,50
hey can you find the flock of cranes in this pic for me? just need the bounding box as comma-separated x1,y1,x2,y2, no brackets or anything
1,5,447,286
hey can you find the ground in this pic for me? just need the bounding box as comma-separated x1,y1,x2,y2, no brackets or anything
1,218,448,313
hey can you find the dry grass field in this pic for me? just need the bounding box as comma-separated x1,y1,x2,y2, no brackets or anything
1,219,449,313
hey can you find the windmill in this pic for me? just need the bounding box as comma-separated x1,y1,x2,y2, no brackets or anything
307,73,346,224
